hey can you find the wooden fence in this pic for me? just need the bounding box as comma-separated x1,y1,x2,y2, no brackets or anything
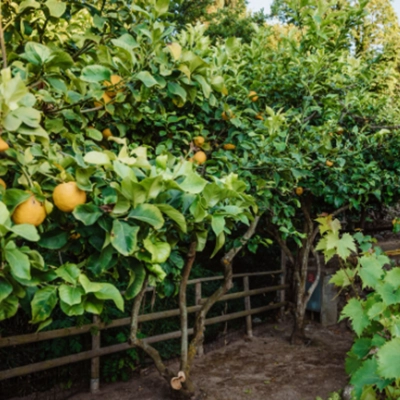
0,270,287,393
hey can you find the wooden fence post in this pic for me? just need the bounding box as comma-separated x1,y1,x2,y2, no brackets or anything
280,250,287,318
195,281,204,357
243,276,252,337
90,315,100,394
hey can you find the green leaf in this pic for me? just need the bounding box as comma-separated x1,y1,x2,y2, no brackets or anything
211,215,225,237
377,338,400,379
38,229,68,249
5,247,31,280
146,263,166,282
81,65,111,83
376,282,400,306
329,268,355,287
367,301,386,319
189,197,207,222
121,178,146,207
136,71,158,87
10,224,40,241
0,279,13,303
143,238,171,264
84,295,104,314
60,300,84,316
110,220,139,256
340,298,370,336
385,268,400,287
93,283,124,311
0,295,18,321
168,82,186,101
45,0,66,17
79,274,102,293
128,204,164,229
31,287,58,323
350,358,389,398
84,151,110,165
140,176,163,200
58,285,83,306
337,233,357,259
351,338,372,359
3,189,31,213
211,231,225,258
37,318,53,332
55,263,80,284
126,264,146,300
155,0,169,15
73,204,102,226
195,229,208,252
23,42,51,65
0,201,10,225
359,255,385,289
179,171,207,194
156,204,187,232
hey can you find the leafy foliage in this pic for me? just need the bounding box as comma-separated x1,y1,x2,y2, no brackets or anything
0,0,256,330
318,217,400,399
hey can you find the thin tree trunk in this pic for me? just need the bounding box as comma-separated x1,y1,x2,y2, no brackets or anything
290,204,349,344
129,277,174,383
185,216,260,375
178,241,198,395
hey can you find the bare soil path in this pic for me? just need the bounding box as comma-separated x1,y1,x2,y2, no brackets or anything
70,320,353,400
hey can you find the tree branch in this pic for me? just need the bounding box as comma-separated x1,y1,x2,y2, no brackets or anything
186,216,261,372
0,2,7,69
266,222,295,266
179,241,197,372
302,110,318,124
129,277,173,382
305,246,321,304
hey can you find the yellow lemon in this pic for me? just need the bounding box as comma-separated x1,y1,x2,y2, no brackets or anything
248,91,258,102
12,196,46,226
53,182,87,212
193,136,205,147
0,137,9,151
192,151,207,165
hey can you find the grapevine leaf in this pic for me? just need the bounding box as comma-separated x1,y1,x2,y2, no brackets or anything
377,338,400,379
340,298,370,336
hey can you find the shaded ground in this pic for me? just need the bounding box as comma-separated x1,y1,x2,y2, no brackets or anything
70,320,353,400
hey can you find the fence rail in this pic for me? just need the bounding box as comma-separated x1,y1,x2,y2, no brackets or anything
0,269,287,392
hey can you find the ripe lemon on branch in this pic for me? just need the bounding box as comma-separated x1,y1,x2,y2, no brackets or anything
0,137,9,151
191,151,207,165
53,182,87,212
104,75,124,98
94,93,113,108
12,195,46,226
295,187,304,196
193,136,205,147
102,128,113,139
0,179,6,189
248,91,258,102
223,143,236,150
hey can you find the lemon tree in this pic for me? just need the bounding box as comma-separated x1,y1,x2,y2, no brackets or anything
0,0,258,396
166,0,400,343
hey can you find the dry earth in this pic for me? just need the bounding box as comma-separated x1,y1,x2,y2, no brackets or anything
70,320,353,400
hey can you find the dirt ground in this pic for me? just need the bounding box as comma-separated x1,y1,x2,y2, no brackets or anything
70,320,353,400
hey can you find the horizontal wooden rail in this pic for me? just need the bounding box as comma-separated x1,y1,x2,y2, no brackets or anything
0,271,284,349
0,302,286,381
199,284,288,304
187,270,282,284
0,305,202,348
